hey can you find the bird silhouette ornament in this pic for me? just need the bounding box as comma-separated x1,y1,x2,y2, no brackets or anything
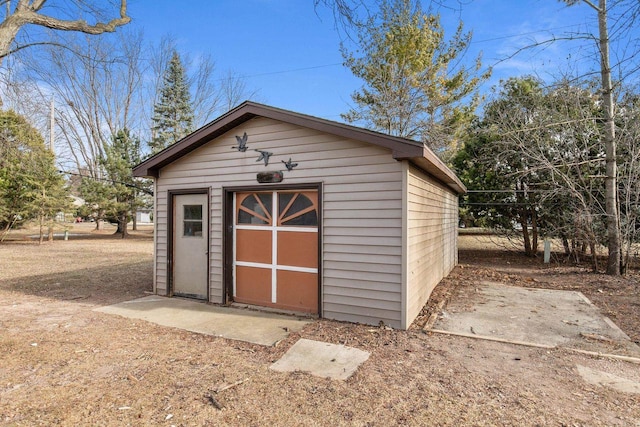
232,133,299,173
282,158,298,171
232,132,249,152
255,149,273,166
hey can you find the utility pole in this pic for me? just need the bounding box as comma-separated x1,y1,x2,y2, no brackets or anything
48,98,56,241
49,98,55,154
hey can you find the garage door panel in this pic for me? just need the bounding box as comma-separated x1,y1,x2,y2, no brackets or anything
235,266,271,305
236,229,272,264
277,231,317,268
276,270,318,313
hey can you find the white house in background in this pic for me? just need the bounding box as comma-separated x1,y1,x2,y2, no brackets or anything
136,209,153,224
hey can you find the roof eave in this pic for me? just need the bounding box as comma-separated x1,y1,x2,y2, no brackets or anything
132,104,260,178
393,146,466,194
132,101,467,195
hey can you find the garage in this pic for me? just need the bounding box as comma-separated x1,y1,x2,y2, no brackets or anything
133,101,465,329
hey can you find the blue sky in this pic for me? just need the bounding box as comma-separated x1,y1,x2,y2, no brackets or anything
127,0,620,121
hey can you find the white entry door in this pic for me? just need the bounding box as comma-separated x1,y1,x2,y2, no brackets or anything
173,193,208,299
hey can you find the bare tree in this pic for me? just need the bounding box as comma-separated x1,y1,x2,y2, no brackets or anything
487,0,640,274
466,75,640,272
4,30,257,173
314,0,371,30
564,0,622,275
189,53,222,127
0,0,130,63
17,30,145,179
217,69,260,112
616,90,640,271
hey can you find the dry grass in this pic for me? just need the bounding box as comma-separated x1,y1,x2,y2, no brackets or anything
0,229,639,425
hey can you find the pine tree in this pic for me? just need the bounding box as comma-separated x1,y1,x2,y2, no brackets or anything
0,110,70,241
341,0,489,159
150,51,194,154
80,129,147,238
103,129,144,238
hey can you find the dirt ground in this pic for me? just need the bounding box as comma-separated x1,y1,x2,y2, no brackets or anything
1,225,639,426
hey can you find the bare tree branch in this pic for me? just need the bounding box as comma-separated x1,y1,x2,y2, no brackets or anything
0,0,130,62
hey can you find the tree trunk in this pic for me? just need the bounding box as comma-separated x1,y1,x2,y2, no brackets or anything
38,215,44,245
95,214,103,231
571,239,580,263
562,235,570,255
589,240,598,272
1,215,18,242
0,19,22,66
620,236,631,274
598,0,621,275
519,210,533,256
531,208,538,255
115,212,128,238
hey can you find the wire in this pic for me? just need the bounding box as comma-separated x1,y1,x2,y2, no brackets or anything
235,63,343,80
58,169,153,196
471,24,590,45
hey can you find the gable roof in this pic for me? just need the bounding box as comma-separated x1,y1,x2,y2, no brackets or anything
133,101,466,194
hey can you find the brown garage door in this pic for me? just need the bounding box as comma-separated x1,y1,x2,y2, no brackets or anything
233,190,318,313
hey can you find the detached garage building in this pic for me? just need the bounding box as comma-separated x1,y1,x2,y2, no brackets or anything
133,101,465,329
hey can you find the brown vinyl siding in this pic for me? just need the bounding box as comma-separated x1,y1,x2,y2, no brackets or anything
405,165,459,327
154,117,405,327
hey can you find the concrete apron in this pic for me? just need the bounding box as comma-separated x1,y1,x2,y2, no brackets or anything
430,282,640,359
95,297,370,380
94,295,311,346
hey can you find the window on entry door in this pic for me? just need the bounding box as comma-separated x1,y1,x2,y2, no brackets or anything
183,204,203,237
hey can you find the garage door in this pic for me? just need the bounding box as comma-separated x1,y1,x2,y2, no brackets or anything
233,190,318,313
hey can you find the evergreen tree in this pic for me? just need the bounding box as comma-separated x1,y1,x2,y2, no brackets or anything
0,110,70,241
80,129,147,238
103,129,146,238
452,77,608,264
150,51,194,154
341,0,489,159
78,176,113,229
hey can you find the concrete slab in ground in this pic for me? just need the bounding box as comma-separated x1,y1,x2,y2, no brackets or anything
94,296,310,346
577,365,640,394
431,282,640,357
270,338,370,380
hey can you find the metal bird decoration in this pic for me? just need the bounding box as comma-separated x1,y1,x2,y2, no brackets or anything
255,149,273,166
232,132,249,152
282,158,298,171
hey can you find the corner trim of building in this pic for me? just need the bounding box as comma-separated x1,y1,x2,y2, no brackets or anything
400,160,409,329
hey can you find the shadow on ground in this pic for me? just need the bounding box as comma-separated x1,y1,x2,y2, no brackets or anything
0,259,152,306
